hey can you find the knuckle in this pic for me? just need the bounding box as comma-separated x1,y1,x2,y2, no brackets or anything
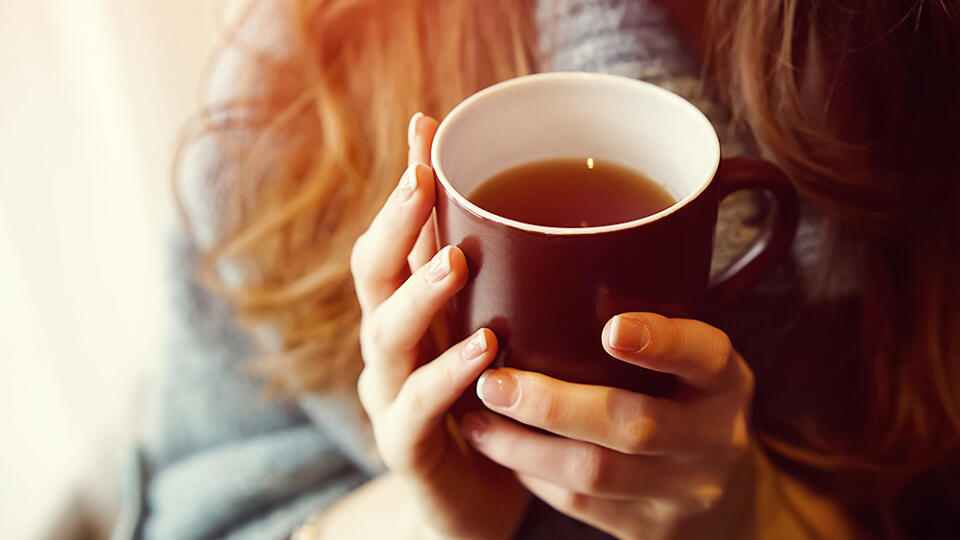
561,490,590,514
637,497,680,523
364,312,389,350
688,483,725,512
609,391,660,454
428,352,458,386
349,234,368,278
651,315,680,357
558,489,590,515
572,445,609,493
396,379,428,417
356,369,373,404
356,369,381,414
716,331,733,358
705,331,734,379
528,386,561,426
623,415,658,454
365,300,421,357
482,423,517,459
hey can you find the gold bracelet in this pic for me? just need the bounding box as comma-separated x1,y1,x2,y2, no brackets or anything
292,513,327,540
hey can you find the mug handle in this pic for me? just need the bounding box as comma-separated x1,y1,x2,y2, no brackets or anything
706,157,800,303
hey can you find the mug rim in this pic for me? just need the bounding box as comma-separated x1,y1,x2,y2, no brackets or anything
431,72,722,236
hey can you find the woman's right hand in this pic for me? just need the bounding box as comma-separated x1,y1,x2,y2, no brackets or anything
349,113,530,540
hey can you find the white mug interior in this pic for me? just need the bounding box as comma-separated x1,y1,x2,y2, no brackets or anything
431,72,721,235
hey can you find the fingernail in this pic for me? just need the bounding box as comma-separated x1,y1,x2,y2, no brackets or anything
396,162,422,202
610,315,650,352
407,111,425,147
462,329,488,361
460,413,488,444
477,369,518,408
425,247,452,284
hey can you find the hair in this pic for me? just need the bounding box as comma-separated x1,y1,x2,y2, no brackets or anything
176,0,539,395
706,0,960,529
176,0,959,530
710,0,960,457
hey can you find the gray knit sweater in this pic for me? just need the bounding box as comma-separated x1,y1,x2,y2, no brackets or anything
115,1,833,538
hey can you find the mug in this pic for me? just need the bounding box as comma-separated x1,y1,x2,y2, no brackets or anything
431,72,798,395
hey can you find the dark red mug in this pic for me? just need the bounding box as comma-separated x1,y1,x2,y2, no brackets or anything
431,72,798,395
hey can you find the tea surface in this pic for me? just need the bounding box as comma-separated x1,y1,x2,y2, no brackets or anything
467,158,675,227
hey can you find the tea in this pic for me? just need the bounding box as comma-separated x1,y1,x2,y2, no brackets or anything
467,158,675,227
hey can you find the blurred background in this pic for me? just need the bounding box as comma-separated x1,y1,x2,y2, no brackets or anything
0,1,238,538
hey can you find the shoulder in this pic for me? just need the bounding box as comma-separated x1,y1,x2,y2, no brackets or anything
536,0,687,78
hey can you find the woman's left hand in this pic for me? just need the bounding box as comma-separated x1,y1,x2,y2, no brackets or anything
460,312,756,540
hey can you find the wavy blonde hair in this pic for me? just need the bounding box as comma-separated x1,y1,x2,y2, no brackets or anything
177,0,539,395
177,0,959,528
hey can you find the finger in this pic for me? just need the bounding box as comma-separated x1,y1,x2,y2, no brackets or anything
602,313,743,391
515,473,646,538
476,368,684,456
375,329,498,471
364,245,467,360
351,161,436,312
461,412,701,499
407,112,440,272
405,113,440,272
359,245,467,406
407,112,439,166
407,210,438,272
351,112,439,311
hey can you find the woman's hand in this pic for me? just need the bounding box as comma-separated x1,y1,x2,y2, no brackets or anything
349,113,529,540
461,312,756,540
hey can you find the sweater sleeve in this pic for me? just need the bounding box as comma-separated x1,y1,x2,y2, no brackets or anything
113,234,370,540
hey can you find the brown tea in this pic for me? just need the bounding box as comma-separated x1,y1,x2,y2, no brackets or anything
467,158,675,227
